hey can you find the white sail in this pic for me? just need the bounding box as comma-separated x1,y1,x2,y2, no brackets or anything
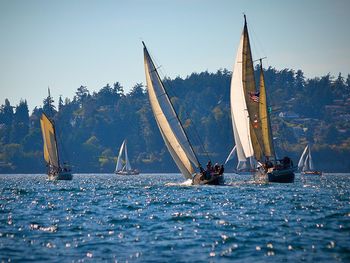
143,42,199,179
298,145,309,171
124,141,132,171
225,145,237,164
230,30,254,159
237,160,248,171
115,140,125,172
307,146,315,170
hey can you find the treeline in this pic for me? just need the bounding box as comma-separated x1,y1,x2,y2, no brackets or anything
1,67,350,173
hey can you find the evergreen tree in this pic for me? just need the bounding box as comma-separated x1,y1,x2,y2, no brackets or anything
14,100,29,124
58,95,64,111
0,99,14,125
75,85,90,106
42,88,56,117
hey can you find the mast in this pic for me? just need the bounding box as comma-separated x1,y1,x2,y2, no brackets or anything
142,41,201,169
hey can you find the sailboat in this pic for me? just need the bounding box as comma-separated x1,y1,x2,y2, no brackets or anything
224,145,255,174
298,144,322,175
229,15,295,183
40,113,73,180
225,145,255,173
142,41,224,185
115,139,139,175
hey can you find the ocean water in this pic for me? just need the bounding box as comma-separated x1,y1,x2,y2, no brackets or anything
0,173,349,262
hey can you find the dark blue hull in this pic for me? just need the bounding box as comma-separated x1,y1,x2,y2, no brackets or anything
268,167,295,183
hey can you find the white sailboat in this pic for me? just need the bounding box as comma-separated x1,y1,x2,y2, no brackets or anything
40,113,73,180
298,144,322,175
142,41,224,185
225,145,252,173
115,139,139,175
229,15,295,183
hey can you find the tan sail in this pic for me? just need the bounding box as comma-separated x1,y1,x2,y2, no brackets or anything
259,63,274,158
40,113,59,168
143,42,199,179
241,17,263,161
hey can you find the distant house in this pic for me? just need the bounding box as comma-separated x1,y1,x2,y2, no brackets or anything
278,111,299,119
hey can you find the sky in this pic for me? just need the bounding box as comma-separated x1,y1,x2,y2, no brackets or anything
1,0,349,111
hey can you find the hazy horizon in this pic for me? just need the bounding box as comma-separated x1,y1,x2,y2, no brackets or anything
1,0,350,111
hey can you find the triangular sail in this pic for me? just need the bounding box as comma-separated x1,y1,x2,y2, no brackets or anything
241,18,263,161
40,113,59,168
124,141,132,171
115,140,125,172
304,154,310,171
225,145,237,164
298,145,309,171
237,160,248,171
230,27,254,160
231,16,265,164
308,146,315,170
143,42,199,179
259,62,275,159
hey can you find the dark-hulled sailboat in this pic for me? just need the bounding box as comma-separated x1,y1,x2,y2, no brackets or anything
40,113,72,180
143,42,224,185
229,15,295,183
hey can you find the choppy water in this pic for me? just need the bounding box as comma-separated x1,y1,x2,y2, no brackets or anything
0,173,349,262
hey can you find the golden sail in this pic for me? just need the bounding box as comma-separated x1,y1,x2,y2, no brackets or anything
40,112,72,180
40,113,59,168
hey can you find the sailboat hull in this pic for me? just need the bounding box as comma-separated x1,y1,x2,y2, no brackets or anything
48,171,73,180
192,173,224,185
267,167,295,183
115,170,140,175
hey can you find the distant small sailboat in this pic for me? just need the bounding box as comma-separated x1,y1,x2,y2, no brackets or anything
229,15,295,183
143,41,224,185
115,140,139,175
40,113,73,180
298,144,322,175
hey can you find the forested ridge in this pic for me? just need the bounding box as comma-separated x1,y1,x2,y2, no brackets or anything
1,66,350,173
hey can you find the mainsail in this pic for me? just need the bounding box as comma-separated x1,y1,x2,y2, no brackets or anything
231,15,264,162
115,140,126,172
115,140,133,172
143,42,199,179
298,145,315,171
124,141,132,171
231,15,270,166
40,113,59,168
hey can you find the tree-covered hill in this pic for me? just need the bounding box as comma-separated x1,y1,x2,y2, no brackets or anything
1,67,349,173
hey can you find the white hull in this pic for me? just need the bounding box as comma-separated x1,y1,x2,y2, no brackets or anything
115,170,139,175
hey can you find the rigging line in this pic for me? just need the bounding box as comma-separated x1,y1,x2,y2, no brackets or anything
145,44,209,166
149,49,210,163
248,18,267,63
55,119,71,166
162,76,211,163
156,63,211,163
144,43,202,168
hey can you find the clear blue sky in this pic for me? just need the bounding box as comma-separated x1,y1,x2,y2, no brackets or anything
1,0,349,110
